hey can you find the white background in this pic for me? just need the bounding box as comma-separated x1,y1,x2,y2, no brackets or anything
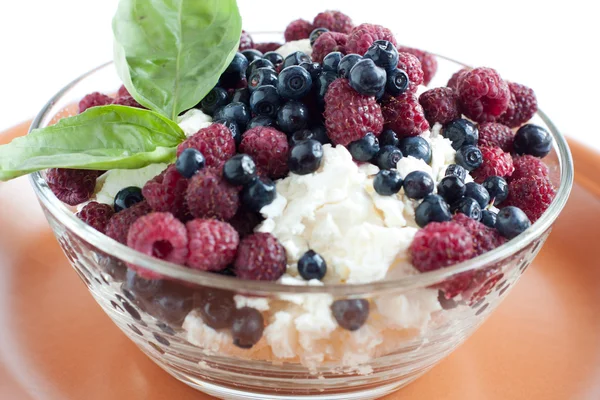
0,0,598,150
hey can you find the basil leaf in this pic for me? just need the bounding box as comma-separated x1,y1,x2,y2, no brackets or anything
0,105,185,181
112,0,242,120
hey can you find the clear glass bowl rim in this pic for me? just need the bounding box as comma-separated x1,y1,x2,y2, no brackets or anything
28,48,574,296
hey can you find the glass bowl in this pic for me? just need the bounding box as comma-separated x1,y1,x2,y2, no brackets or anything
28,32,573,400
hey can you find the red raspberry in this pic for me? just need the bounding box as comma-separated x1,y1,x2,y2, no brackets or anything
323,78,384,146
284,19,314,42
452,213,507,256
254,42,282,53
311,32,348,63
117,85,130,98
397,52,424,93
177,123,236,168
46,168,99,206
472,146,514,184
497,82,538,128
381,92,430,138
112,95,145,109
234,232,286,281
505,176,556,222
239,30,254,51
186,219,239,272
239,126,289,179
313,10,354,34
79,92,113,113
446,67,470,91
142,164,190,221
127,212,188,265
478,122,515,152
458,67,510,123
419,87,461,125
510,154,550,182
106,201,152,244
345,23,397,56
410,221,475,272
185,168,240,221
229,209,263,238
397,46,438,86
77,202,115,234
467,268,504,304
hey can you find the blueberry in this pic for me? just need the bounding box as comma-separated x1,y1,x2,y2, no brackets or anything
378,129,399,147
283,51,311,69
316,71,338,105
455,145,483,171
248,68,278,92
443,119,479,150
277,100,310,134
451,197,482,220
114,186,144,212
415,194,452,227
308,125,330,144
322,52,343,72
297,250,327,280
231,87,250,105
331,299,369,331
495,206,531,239
220,52,249,87
465,182,490,208
147,283,194,325
214,119,242,146
291,126,330,146
288,139,324,175
246,58,275,79
374,145,403,170
247,115,277,129
231,307,264,349
241,177,276,212
196,289,235,329
403,170,435,199
364,40,399,72
399,136,432,164
337,54,362,78
445,164,467,182
223,154,257,185
213,102,251,131
348,132,380,161
122,269,163,302
200,87,229,115
241,49,263,63
175,148,206,178
278,66,313,100
513,124,553,158
309,27,329,46
437,176,466,204
386,68,410,96
249,85,280,118
263,51,284,69
482,176,509,206
481,209,497,228
299,62,323,81
348,58,387,96
373,169,403,195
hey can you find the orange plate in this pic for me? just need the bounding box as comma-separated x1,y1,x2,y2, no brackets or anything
1,123,600,400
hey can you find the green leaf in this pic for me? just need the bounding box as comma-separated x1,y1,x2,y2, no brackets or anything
0,105,186,181
112,0,242,120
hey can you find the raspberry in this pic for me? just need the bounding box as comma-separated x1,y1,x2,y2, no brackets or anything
46,168,99,206
313,10,354,34
381,92,430,138
419,87,461,125
106,201,152,244
77,202,115,234
284,19,314,42
228,209,263,238
239,126,289,179
117,85,130,98
323,78,384,146
112,95,145,109
186,219,239,272
446,67,470,91
472,146,514,183
239,30,254,51
177,123,236,168
79,92,113,113
311,32,348,63
458,67,510,123
410,221,475,272
185,168,239,221
510,154,550,182
497,82,538,128
345,23,397,56
467,268,504,304
234,232,286,281
397,46,438,86
254,42,282,53
478,122,515,152
397,52,424,93
452,213,507,256
142,164,190,221
127,212,188,265
505,176,556,222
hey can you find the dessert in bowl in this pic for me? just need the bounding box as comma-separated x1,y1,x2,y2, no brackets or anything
1,4,573,400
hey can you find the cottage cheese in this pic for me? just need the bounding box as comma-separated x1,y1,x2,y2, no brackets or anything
177,108,213,137
275,39,313,59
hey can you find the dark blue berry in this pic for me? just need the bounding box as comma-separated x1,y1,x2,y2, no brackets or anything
278,66,313,100
299,62,323,81
443,119,479,150
348,58,387,96
221,52,249,87
316,71,338,105
309,27,329,46
200,87,229,115
348,132,380,161
399,136,432,164
456,145,483,171
223,154,257,186
249,85,280,118
385,68,410,96
246,58,275,79
231,307,264,349
465,182,490,208
445,164,467,182
247,115,277,130
213,102,251,131
415,194,452,227
495,206,531,239
214,119,241,146
437,175,466,204
241,177,276,212
374,145,403,170
263,51,283,69
373,169,403,195
322,52,343,72
513,124,553,158
114,186,144,212
241,49,263,63
481,210,497,228
248,68,278,92
309,125,330,144
231,87,250,105
378,129,399,147
331,299,369,331
291,126,330,146
297,250,327,280
288,139,324,175
337,54,362,78
277,100,310,134
364,40,399,72
283,51,311,69
403,170,434,199
451,197,482,220
196,289,235,329
482,176,509,206
175,148,206,179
